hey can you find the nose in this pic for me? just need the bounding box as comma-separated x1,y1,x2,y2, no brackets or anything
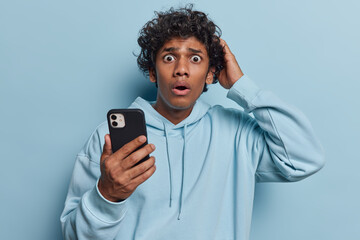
174,57,189,77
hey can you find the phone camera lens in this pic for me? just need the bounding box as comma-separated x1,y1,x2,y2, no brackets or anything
111,115,117,120
112,121,118,127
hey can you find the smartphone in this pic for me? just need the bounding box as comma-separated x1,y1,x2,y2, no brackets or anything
107,108,149,166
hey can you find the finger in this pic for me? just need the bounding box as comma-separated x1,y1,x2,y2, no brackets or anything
112,135,147,160
101,134,112,162
127,156,156,180
219,38,233,58
123,144,156,169
219,38,226,47
127,161,156,188
220,38,229,51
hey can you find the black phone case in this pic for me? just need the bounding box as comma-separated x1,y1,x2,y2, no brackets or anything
107,109,149,166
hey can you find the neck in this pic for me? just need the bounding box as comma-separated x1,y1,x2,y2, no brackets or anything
152,102,194,125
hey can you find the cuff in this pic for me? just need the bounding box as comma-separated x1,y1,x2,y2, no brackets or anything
226,75,261,112
82,179,127,223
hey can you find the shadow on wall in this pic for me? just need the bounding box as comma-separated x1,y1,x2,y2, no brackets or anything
115,69,158,105
138,81,158,102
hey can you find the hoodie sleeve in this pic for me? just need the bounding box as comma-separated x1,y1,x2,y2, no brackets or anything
227,75,325,182
60,126,127,239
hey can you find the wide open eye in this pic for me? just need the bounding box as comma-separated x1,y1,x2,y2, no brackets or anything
190,55,202,63
163,54,175,62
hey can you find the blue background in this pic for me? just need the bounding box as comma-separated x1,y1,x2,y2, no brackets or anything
1,0,359,239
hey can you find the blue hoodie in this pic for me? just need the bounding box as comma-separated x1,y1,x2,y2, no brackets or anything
61,75,325,240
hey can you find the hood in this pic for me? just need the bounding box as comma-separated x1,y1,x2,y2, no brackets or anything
128,97,211,220
130,97,211,131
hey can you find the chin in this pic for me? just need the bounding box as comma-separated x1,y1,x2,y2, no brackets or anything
169,98,196,110
170,103,193,111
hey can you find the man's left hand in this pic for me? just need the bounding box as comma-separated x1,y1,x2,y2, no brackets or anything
216,39,244,89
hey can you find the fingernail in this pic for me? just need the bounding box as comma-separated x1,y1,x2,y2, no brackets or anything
150,144,155,150
139,136,146,142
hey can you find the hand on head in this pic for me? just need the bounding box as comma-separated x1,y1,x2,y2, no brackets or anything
216,39,244,89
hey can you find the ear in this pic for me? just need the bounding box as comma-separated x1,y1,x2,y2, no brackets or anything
205,66,215,84
149,68,157,83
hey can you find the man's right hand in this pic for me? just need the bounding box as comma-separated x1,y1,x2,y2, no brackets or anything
98,134,156,202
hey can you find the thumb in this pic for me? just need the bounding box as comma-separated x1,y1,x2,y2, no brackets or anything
101,134,112,162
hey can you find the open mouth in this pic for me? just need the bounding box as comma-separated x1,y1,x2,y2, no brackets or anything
175,86,188,90
172,82,191,95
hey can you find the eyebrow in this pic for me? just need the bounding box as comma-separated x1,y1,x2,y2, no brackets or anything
162,47,204,54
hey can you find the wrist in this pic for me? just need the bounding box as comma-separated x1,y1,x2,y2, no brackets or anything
97,179,123,202
229,72,244,89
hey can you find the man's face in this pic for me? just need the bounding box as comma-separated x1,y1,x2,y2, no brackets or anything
150,36,213,116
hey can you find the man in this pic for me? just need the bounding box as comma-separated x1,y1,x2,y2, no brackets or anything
61,6,325,240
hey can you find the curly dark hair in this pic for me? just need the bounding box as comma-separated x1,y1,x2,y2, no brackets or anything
136,4,224,92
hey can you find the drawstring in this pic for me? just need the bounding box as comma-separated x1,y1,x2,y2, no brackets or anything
163,122,188,220
163,123,173,207
177,124,188,220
